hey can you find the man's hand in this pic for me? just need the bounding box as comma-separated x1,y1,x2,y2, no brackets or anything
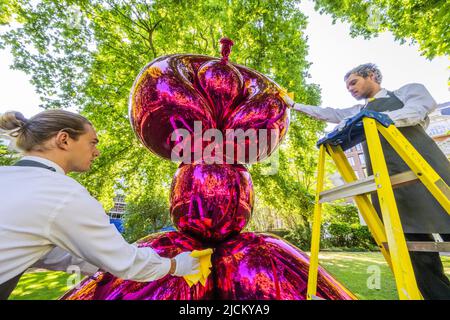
280,91,312,114
170,251,200,277
280,91,295,108
334,117,352,132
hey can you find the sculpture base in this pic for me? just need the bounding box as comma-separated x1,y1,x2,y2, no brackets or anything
61,231,355,300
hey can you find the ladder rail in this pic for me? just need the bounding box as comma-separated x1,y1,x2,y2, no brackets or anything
319,170,418,203
306,143,394,299
325,144,393,270
363,117,422,299
376,122,450,214
307,114,449,300
306,144,326,300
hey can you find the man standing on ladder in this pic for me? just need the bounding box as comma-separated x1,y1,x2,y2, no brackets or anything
282,63,450,299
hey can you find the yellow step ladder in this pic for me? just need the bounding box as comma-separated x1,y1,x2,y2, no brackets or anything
306,110,450,300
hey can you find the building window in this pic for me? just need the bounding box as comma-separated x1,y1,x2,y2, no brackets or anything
355,143,362,151
359,154,366,165
348,156,355,166
109,195,127,219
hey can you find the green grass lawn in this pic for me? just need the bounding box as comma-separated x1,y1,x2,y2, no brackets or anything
318,252,450,300
318,252,399,300
8,252,450,300
8,270,77,300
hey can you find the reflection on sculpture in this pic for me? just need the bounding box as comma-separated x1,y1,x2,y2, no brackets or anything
62,39,355,300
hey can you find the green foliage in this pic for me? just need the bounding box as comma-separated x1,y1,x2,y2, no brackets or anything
1,0,325,233
9,271,74,300
327,222,352,247
320,203,377,250
324,202,361,225
351,223,377,249
0,144,19,165
284,223,314,250
326,222,377,250
122,195,171,243
0,0,15,25
313,0,450,58
281,201,377,251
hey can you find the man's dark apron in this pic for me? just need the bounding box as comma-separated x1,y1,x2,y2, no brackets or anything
0,160,56,300
362,92,450,234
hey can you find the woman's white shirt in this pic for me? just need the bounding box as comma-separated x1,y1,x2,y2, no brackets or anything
0,156,171,284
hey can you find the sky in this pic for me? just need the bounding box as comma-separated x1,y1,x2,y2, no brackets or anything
0,0,448,122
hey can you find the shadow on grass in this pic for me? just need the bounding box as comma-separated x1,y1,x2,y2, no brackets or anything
318,253,450,300
9,271,73,300
318,253,397,300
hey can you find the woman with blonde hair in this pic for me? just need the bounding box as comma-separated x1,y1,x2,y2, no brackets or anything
0,110,199,300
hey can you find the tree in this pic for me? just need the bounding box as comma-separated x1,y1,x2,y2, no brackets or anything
0,0,15,24
324,202,360,225
0,144,19,166
313,0,450,58
1,0,325,229
122,195,171,243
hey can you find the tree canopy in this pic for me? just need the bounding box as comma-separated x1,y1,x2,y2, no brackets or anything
0,0,326,229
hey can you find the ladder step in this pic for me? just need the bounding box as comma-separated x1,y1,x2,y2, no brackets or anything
382,241,450,252
319,170,418,203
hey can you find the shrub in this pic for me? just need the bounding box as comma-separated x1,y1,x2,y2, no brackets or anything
325,222,376,250
350,224,377,249
326,222,352,247
284,223,320,251
122,196,170,243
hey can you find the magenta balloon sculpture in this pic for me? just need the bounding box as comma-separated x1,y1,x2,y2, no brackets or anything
62,38,356,300
62,232,354,300
129,41,289,164
170,163,253,242
61,232,214,300
212,233,355,300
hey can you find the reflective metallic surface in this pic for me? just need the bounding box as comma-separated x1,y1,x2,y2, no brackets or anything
222,65,289,164
129,54,289,164
213,233,356,300
61,232,214,300
170,163,253,242
62,44,356,301
62,232,355,300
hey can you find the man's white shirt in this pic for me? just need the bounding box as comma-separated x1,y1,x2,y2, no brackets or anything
0,156,171,284
293,83,437,129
